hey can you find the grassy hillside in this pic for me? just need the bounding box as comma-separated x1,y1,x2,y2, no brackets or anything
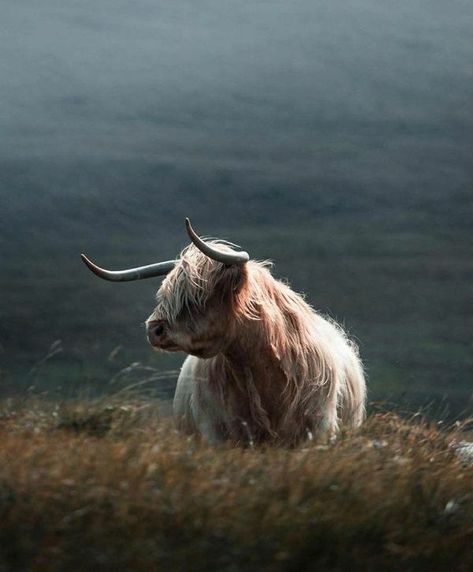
2,174,471,415
1,0,472,413
0,397,471,571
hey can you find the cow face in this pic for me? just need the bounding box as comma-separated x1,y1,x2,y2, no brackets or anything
146,252,245,359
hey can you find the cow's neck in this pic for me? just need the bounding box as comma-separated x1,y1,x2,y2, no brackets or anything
219,322,287,427
222,324,276,380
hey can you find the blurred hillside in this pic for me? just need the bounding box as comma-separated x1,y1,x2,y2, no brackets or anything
0,1,472,413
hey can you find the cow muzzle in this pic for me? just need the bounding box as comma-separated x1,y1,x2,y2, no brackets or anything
146,319,167,346
146,320,180,351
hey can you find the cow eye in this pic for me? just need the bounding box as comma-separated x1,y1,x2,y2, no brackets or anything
175,308,200,333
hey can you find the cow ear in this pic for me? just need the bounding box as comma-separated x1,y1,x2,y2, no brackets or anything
217,263,247,301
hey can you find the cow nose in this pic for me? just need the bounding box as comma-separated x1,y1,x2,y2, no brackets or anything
147,320,167,344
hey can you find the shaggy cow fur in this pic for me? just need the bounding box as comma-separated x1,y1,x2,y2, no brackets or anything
147,242,366,445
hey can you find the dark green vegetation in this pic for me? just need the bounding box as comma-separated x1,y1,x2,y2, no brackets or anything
1,1,472,414
1,161,471,415
0,397,471,571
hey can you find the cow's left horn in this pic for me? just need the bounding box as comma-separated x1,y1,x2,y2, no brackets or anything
185,218,249,265
81,254,176,282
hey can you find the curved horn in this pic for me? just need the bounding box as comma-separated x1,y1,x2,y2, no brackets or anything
81,254,176,282
185,218,249,265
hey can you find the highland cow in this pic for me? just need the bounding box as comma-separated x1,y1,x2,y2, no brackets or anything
82,219,366,445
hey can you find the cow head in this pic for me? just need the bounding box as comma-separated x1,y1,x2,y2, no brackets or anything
81,219,250,358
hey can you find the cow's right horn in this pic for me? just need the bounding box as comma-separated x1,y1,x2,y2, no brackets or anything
81,254,176,282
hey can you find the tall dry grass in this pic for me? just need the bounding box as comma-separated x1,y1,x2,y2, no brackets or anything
0,397,471,571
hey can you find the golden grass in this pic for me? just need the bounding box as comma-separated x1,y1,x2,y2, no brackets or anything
0,398,471,571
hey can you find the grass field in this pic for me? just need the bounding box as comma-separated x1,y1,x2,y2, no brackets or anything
0,397,471,571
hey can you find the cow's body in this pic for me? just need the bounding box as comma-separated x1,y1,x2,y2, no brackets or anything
173,270,366,445
83,219,366,446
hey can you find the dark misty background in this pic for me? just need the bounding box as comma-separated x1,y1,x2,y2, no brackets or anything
1,1,472,414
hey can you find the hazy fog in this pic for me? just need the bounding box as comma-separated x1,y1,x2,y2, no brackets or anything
1,1,472,409
2,0,472,166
